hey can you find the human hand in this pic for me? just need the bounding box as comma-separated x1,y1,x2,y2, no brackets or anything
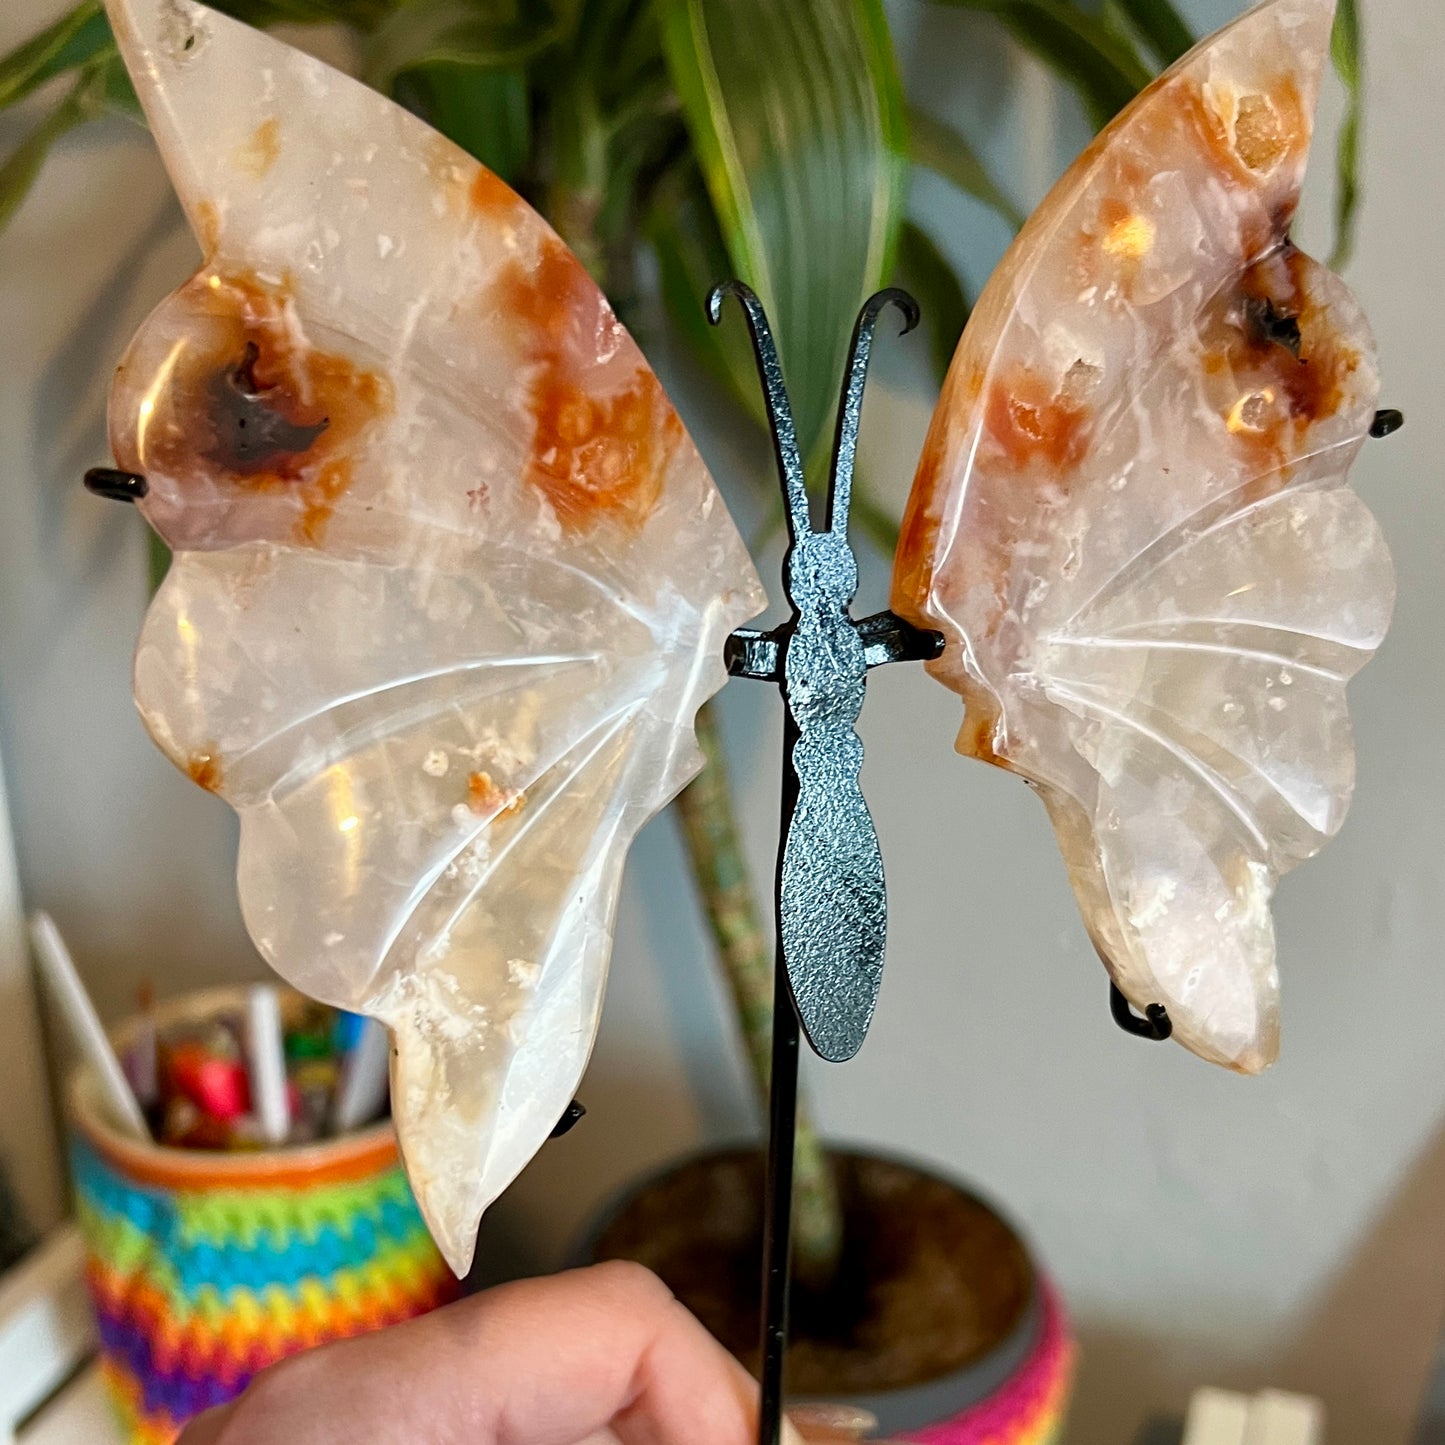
177,1260,872,1445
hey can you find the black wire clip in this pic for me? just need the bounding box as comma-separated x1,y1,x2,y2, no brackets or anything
84,467,148,501
549,1099,586,1138
1109,982,1173,1042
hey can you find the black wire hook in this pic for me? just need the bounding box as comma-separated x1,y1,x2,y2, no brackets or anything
1110,982,1172,1042
548,1099,586,1138
707,280,809,541
824,286,919,533
84,467,148,501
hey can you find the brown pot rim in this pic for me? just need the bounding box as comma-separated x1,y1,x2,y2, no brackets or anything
573,1140,1040,1293
571,1140,1043,1401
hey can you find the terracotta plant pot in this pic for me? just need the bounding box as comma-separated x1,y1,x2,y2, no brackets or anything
580,1147,1073,1441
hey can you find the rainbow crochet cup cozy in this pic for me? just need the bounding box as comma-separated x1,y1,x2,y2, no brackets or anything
69,987,459,1444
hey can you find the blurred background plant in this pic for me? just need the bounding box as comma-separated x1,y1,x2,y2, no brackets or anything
0,0,1364,1283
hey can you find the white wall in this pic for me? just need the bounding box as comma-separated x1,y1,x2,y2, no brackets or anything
1,2,1442,1441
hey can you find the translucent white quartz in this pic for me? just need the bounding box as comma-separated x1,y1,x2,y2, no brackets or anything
892,0,1394,1073
103,0,764,1273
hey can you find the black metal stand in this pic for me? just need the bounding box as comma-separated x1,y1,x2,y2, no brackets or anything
757,955,801,1445
712,282,940,1445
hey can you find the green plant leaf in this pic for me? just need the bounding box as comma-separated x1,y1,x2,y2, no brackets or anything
0,59,109,231
147,530,172,593
930,0,1153,129
393,61,530,180
1329,0,1361,269
597,79,682,259
659,0,908,468
647,165,765,426
0,1,108,111
364,0,568,94
907,105,1024,231
896,219,971,383
99,48,142,121
590,0,665,110
1109,0,1192,68
214,0,392,25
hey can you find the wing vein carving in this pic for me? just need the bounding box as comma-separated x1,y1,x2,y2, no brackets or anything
1047,634,1347,683
371,686,650,979
1044,681,1272,854
432,705,644,945
1058,450,1355,637
246,654,605,797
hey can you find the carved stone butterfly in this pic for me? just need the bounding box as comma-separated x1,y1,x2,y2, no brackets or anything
892,0,1392,1075
99,0,1388,1274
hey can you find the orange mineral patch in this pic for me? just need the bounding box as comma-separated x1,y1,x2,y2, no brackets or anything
186,749,223,792
1258,248,1358,424
467,771,525,819
469,165,521,219
1075,180,1158,300
133,271,392,546
1202,244,1360,485
1183,75,1308,190
892,410,952,615
1099,205,1156,262
891,365,985,616
983,363,1092,474
892,489,942,621
496,236,682,531
235,118,281,179
193,200,221,255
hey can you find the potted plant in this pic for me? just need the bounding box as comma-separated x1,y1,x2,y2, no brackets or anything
0,0,1366,1435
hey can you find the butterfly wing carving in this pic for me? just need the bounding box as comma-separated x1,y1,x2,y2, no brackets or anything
104,0,765,1273
892,0,1393,1073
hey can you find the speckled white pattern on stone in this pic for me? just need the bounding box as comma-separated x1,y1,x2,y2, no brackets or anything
103,0,764,1274
893,0,1394,1074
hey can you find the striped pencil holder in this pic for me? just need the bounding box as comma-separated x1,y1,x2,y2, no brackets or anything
69,988,459,1444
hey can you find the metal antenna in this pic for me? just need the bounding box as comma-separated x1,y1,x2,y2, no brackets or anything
824,288,918,534
708,282,811,543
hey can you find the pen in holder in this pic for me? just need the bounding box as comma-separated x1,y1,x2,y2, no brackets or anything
68,986,459,1445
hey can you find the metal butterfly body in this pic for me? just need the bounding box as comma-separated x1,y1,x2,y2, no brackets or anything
97,0,1391,1274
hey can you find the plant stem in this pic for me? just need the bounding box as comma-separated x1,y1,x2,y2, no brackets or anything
675,700,844,1286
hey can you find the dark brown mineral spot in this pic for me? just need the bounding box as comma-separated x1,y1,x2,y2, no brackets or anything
205,341,330,475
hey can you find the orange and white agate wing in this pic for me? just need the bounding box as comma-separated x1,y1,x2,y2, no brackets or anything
892,0,1393,1073
103,0,764,1272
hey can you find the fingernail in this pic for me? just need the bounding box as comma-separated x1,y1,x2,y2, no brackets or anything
787,1403,880,1440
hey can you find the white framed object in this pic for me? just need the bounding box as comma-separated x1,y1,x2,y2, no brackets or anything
0,1225,119,1445
1184,1387,1325,1445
